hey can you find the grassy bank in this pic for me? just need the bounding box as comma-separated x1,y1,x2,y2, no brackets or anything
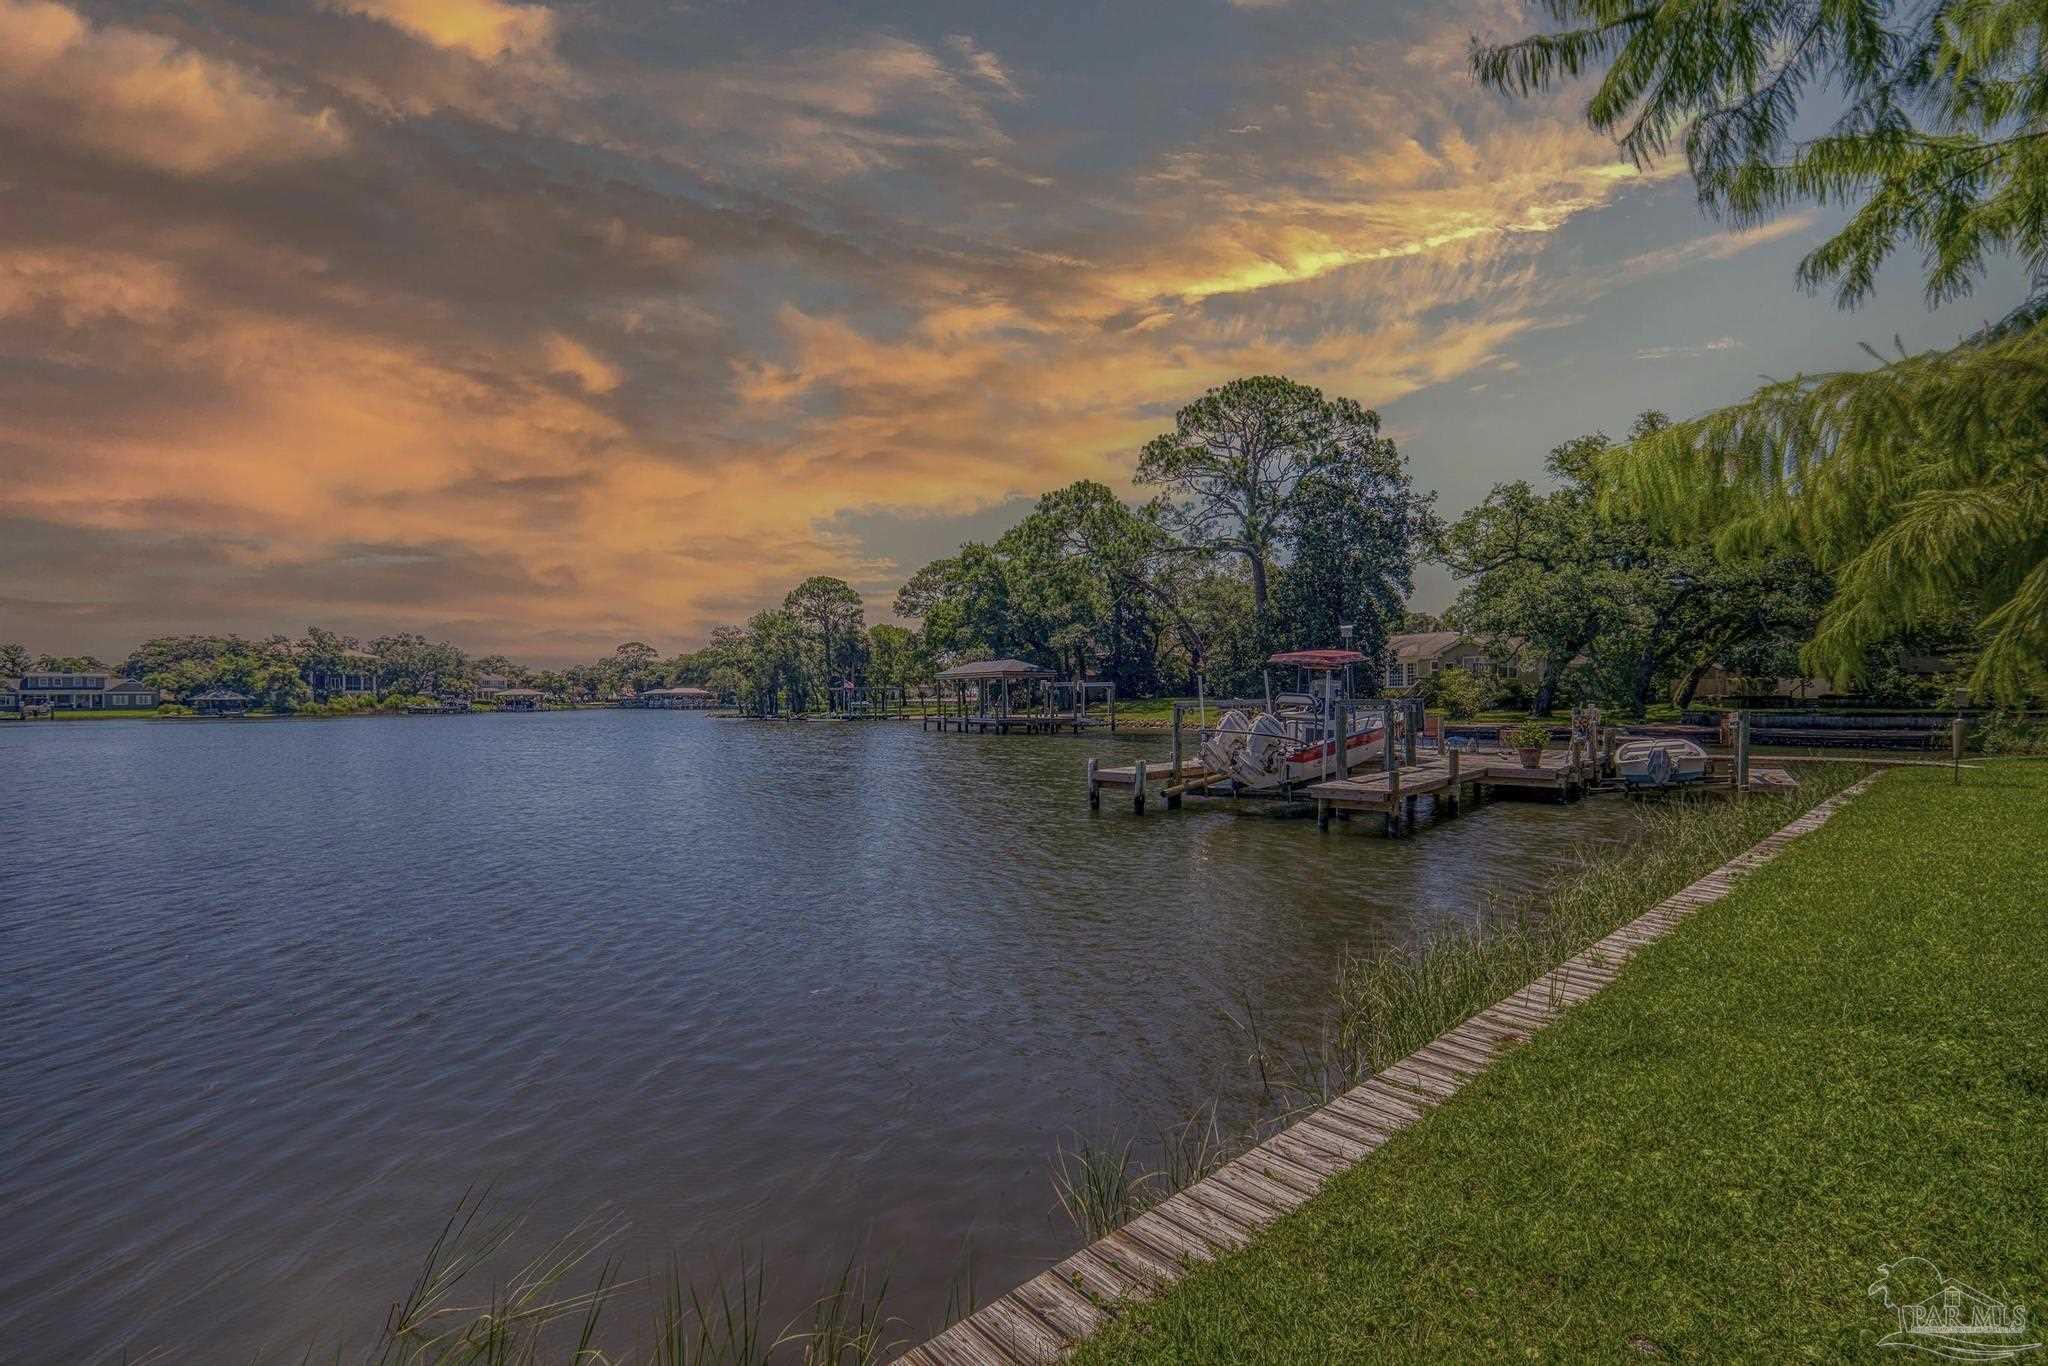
1071,761,2048,1363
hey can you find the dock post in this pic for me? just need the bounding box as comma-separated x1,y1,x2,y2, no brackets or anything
1382,700,1396,779
1403,700,1418,766
1734,711,1751,793
1386,765,1403,837
1568,737,1583,798
1335,701,1349,780
1087,757,1100,809
1169,703,1184,809
1601,725,1616,779
1133,758,1147,815
1446,746,1461,815
1317,798,1330,832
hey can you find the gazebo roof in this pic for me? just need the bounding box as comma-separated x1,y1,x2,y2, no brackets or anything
938,658,1056,681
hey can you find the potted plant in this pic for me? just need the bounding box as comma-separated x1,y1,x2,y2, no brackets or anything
1511,720,1550,768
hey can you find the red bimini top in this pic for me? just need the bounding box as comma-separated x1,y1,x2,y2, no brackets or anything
1267,649,1368,669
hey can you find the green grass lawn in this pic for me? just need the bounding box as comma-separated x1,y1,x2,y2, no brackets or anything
1072,761,2048,1364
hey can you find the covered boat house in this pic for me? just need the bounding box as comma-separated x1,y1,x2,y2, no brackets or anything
190,688,251,716
925,659,1113,734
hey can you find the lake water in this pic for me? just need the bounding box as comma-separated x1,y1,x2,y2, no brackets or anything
0,710,1650,1361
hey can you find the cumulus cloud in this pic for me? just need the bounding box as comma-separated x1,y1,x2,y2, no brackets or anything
0,0,347,174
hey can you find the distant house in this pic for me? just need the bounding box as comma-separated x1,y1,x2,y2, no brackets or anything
494,687,546,711
1380,633,1530,693
1,678,18,712
474,673,511,701
17,671,161,710
190,688,251,716
307,650,379,699
641,686,715,709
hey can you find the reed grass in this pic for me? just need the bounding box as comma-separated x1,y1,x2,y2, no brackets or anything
301,1190,903,1366
1058,766,1869,1225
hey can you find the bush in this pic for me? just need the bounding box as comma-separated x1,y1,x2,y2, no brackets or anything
1421,668,1485,720
1977,711,2048,755
1510,719,1551,750
154,703,195,717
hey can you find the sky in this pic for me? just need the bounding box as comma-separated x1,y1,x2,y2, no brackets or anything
0,0,2024,665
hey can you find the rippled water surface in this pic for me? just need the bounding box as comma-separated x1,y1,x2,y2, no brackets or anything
0,711,1652,1361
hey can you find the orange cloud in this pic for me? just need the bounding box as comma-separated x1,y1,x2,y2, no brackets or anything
331,0,556,60
0,0,347,174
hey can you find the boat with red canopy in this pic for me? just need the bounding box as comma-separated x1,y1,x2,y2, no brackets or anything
1200,647,1390,791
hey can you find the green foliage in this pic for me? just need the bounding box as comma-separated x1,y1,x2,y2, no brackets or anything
0,642,30,677
784,575,866,705
1440,417,1831,718
1509,719,1552,750
1419,667,1485,720
1976,709,2048,754
1137,376,1433,639
1474,0,2048,316
31,652,107,671
1477,1,2048,703
1605,334,2048,700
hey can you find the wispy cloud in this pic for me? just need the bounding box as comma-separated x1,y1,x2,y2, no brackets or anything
1634,336,1741,361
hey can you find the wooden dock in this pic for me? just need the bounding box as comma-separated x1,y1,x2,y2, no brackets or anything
897,772,1884,1366
927,713,1107,736
1087,745,1799,833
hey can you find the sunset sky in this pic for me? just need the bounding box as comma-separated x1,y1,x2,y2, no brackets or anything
1,0,2020,664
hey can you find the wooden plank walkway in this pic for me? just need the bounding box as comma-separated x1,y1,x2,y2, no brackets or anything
895,772,1884,1365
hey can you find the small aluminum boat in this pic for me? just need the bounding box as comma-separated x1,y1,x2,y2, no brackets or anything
1614,737,1709,788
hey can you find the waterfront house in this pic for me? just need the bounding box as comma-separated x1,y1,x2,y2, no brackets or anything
17,671,162,710
190,688,252,716
474,673,511,701
306,650,379,700
1,678,18,711
1380,633,1531,693
494,688,545,711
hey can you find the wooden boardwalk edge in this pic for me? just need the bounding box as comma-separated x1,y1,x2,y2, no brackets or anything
894,772,1885,1365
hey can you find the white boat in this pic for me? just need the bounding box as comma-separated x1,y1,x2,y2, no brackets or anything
1201,649,1391,793
1200,708,1254,777
1614,737,1709,788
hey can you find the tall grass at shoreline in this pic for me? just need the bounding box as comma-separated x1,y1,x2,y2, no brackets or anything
1050,765,1867,1237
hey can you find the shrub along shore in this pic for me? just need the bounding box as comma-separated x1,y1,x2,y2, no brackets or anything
1067,761,2048,1364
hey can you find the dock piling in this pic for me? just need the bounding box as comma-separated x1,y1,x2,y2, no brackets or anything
1132,759,1147,815
1086,758,1099,809
1169,705,1184,810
